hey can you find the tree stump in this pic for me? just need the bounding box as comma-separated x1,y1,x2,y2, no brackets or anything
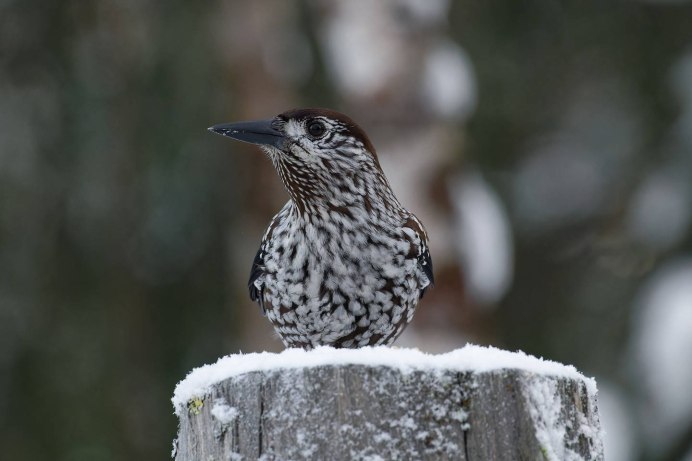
172,346,603,460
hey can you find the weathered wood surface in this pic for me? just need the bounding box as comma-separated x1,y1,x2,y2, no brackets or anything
174,364,603,460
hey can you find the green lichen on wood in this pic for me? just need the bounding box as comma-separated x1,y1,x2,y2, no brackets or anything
540,445,551,460
187,398,204,415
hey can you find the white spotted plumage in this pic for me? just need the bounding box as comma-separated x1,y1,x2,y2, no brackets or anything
234,108,434,349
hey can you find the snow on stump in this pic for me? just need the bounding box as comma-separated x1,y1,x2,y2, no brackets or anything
172,345,603,460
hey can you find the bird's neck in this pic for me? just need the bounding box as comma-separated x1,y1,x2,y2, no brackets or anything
269,151,404,224
287,171,404,225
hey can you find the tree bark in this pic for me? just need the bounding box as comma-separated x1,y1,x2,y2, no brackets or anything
173,363,603,460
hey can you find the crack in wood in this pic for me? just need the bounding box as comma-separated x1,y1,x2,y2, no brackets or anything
258,381,264,457
463,429,470,460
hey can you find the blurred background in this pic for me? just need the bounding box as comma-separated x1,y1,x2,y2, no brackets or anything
1,0,691,460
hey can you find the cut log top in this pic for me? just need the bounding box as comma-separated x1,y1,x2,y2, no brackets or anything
173,345,604,460
172,345,597,414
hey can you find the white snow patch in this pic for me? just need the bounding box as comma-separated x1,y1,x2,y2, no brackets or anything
390,415,418,430
450,409,468,426
630,258,692,450
320,2,402,98
421,39,477,119
210,399,239,425
526,380,566,459
526,379,584,461
374,431,392,443
451,171,513,305
172,344,597,414
296,428,318,458
362,455,385,461
430,403,447,419
524,375,604,461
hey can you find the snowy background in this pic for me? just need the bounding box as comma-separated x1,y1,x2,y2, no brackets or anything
1,1,691,460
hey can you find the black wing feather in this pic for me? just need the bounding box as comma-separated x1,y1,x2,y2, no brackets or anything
402,215,434,299
248,246,266,315
420,248,434,286
419,247,434,298
248,205,286,315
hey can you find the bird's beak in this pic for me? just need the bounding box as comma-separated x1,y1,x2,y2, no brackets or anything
208,119,284,149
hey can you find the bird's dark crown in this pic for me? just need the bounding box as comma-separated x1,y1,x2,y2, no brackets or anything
275,108,378,159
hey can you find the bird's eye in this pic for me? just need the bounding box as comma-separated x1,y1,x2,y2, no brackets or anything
307,120,326,138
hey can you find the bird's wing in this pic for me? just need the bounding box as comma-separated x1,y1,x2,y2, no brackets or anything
402,215,434,297
248,205,287,315
248,246,266,308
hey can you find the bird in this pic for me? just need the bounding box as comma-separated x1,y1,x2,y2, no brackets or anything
209,108,433,349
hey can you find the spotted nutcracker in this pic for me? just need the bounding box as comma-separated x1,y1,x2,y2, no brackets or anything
209,108,433,349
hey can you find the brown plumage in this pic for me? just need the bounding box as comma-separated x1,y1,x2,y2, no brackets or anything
210,108,433,349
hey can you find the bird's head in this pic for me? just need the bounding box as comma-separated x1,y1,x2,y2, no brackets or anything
210,108,394,215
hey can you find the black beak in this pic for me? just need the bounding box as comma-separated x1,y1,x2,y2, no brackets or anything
208,119,284,148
